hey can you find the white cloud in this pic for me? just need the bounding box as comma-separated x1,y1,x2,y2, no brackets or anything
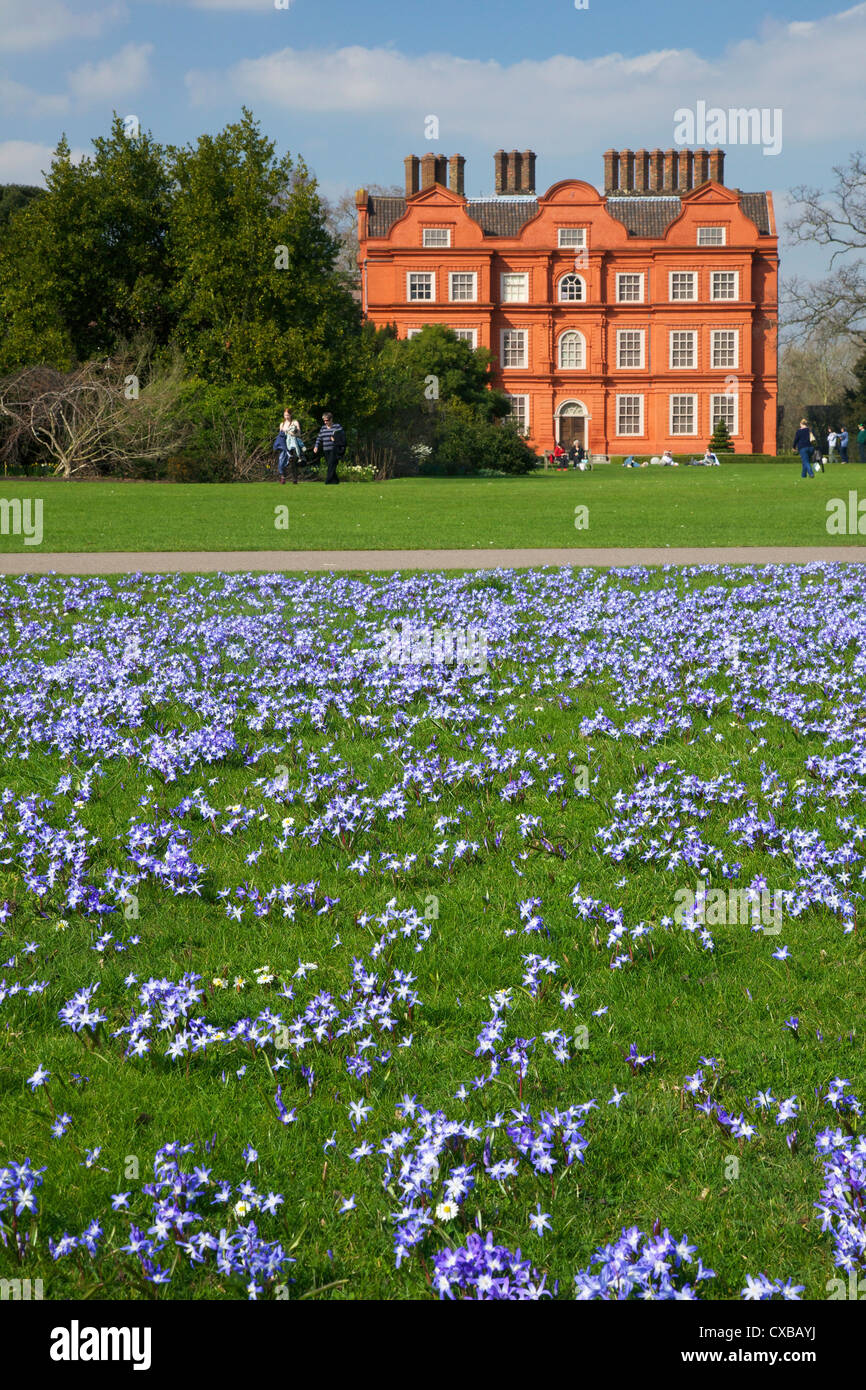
0,140,84,184
67,41,154,106
0,80,69,119
184,5,866,162
0,0,125,53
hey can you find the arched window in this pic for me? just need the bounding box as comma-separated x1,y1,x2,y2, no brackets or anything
558,274,585,302
558,330,585,369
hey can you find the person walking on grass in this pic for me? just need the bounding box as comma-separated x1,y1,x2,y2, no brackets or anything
313,412,347,485
278,407,303,485
793,419,815,478
840,426,849,463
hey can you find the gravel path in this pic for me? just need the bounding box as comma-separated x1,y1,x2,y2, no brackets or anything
0,546,863,574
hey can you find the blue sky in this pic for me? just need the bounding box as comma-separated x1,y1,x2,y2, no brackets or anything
2,0,865,283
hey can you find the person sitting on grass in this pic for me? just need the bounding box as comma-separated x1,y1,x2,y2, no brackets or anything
660,449,678,466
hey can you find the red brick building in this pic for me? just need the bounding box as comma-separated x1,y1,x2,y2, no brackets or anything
355,148,778,455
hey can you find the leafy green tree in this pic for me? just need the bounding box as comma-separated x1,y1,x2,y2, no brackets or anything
709,416,735,453
842,340,866,430
383,324,511,421
166,109,362,416
0,185,45,230
0,122,174,372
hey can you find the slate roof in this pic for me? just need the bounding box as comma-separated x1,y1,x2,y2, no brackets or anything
365,191,771,240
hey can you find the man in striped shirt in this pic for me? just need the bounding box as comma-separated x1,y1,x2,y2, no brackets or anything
313,413,347,485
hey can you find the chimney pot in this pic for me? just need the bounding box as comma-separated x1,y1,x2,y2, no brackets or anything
404,155,420,198
494,149,508,195
521,149,536,195
663,148,677,192
420,152,437,190
633,149,649,193
603,149,619,194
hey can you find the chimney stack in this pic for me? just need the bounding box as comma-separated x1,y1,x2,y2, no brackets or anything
708,148,725,184
434,155,448,187
521,149,536,194
505,150,521,193
494,149,508,194
693,148,710,185
603,149,619,193
648,149,664,192
633,149,649,193
420,152,438,189
663,149,677,192
404,155,420,198
448,154,465,196
677,148,693,190
618,149,635,192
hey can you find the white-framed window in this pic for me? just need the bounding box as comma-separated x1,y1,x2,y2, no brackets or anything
670,394,697,435
558,330,586,369
501,329,528,368
616,394,644,436
669,271,697,301
501,272,529,303
616,273,644,303
506,394,529,434
452,327,478,348
711,270,738,301
407,272,435,302
449,272,477,302
617,329,645,369
697,226,726,246
406,328,423,339
422,227,451,248
669,330,696,369
558,227,586,249
558,273,585,302
710,393,738,435
711,329,738,368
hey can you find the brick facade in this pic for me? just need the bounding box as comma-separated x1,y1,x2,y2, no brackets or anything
356,149,778,456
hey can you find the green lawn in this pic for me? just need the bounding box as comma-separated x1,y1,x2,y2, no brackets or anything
0,565,863,1300
0,462,862,552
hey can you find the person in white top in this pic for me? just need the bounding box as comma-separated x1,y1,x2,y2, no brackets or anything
660,449,678,466
279,408,303,484
827,429,839,461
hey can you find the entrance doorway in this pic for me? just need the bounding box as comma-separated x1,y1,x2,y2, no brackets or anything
556,401,588,451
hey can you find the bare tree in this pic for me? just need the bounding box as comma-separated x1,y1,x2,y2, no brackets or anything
323,184,402,284
785,153,866,339
0,353,188,479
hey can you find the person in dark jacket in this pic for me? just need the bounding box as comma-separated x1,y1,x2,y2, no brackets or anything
313,413,347,485
793,419,815,478
858,424,866,463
